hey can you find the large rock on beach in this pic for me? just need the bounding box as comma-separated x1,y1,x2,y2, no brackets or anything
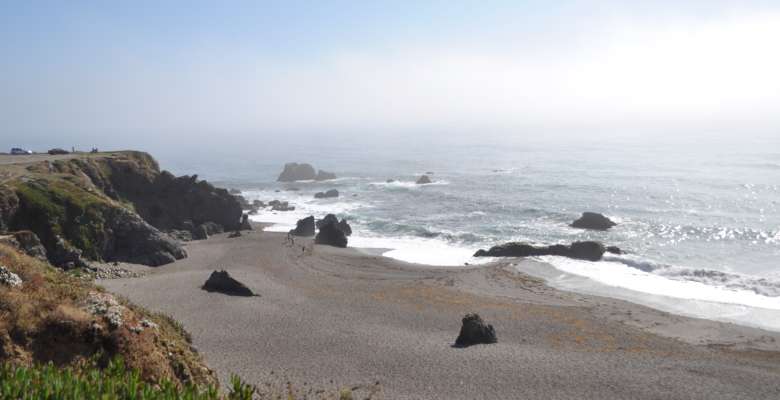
455,313,497,347
314,214,350,247
291,216,316,237
416,175,433,185
571,212,617,230
314,189,339,199
474,241,606,262
202,270,256,297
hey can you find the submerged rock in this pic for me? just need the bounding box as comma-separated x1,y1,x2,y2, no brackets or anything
474,241,606,262
455,313,497,347
416,175,432,185
606,246,623,255
314,189,339,199
228,230,242,238
571,212,617,230
291,216,316,237
202,270,256,297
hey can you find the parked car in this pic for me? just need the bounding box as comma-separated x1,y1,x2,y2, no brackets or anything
10,148,32,155
48,148,70,155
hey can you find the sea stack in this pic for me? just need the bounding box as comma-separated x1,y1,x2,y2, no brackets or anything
571,212,617,230
416,175,432,184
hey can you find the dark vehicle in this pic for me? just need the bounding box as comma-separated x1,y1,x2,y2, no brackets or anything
47,148,70,155
10,148,32,155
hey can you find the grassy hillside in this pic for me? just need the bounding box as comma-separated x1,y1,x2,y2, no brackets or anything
0,243,216,387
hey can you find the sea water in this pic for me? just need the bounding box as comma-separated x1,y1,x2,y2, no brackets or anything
161,135,780,331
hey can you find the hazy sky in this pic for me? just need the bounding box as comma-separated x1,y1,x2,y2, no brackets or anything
1,1,779,152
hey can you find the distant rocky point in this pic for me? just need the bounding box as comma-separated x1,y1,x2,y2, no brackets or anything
277,162,337,182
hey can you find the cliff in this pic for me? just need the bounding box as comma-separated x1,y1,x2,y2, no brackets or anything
0,151,242,268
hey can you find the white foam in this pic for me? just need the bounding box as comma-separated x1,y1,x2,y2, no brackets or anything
537,256,780,331
369,180,450,188
249,201,489,267
348,235,493,267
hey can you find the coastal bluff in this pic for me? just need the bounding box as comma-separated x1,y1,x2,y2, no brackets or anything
0,151,242,268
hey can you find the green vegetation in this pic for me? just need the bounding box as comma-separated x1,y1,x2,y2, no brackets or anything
0,358,255,400
14,177,110,260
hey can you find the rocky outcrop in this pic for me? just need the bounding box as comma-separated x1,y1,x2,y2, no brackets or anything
0,186,19,233
277,163,317,181
315,170,337,181
291,216,315,237
474,241,607,262
277,162,337,182
314,189,339,199
103,207,187,266
202,270,256,297
0,151,237,268
571,212,617,230
0,231,47,261
454,314,497,347
337,219,353,236
416,175,432,184
315,214,349,248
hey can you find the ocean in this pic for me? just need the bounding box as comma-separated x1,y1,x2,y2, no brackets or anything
160,135,780,331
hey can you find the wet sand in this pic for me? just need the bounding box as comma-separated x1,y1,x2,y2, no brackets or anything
102,228,780,399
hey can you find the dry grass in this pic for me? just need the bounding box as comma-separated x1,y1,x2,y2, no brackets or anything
0,243,217,388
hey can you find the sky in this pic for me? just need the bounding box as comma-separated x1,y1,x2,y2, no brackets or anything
1,0,779,154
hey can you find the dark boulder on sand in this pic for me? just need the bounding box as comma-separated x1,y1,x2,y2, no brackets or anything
228,230,242,238
571,212,617,230
455,313,497,347
315,214,352,236
316,214,339,230
314,214,350,247
416,175,433,185
314,189,339,199
291,216,316,237
277,163,317,182
202,270,256,297
474,241,606,262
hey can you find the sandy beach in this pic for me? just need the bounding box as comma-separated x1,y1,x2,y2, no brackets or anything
99,227,780,399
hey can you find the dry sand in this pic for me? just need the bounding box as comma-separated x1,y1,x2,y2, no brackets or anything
101,228,780,399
